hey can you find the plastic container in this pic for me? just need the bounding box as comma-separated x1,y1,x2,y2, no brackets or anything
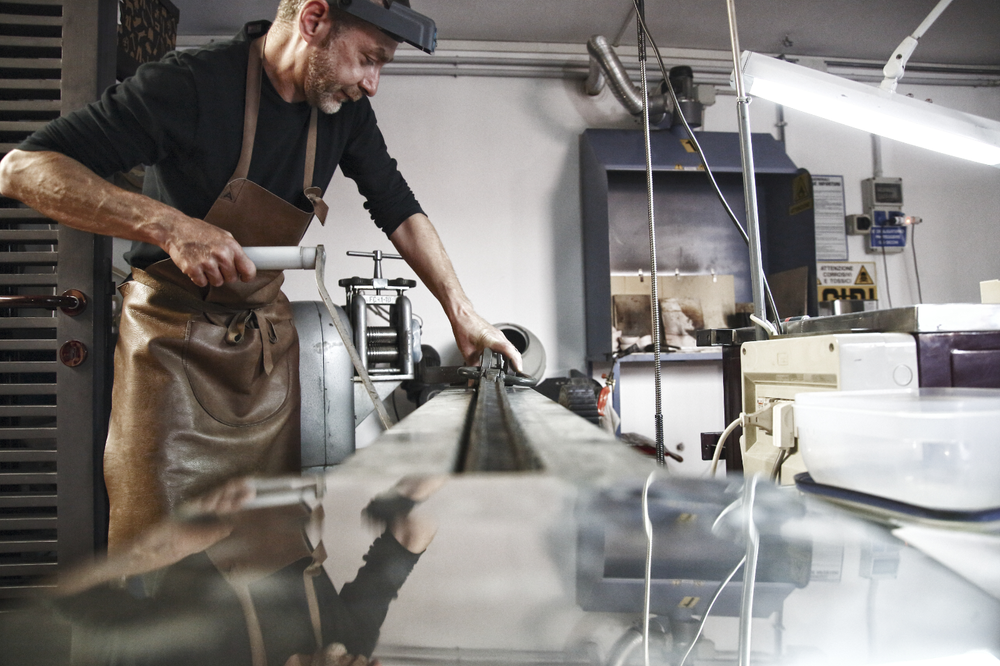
794,388,1000,511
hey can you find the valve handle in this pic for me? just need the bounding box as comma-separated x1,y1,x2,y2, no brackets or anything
347,250,403,279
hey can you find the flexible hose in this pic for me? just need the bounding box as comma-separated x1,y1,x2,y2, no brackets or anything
586,35,671,123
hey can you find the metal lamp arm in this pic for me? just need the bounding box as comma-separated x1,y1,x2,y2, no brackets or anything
880,0,954,92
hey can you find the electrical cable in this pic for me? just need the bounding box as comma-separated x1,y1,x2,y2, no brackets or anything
910,225,924,304
712,498,742,531
708,413,742,477
630,1,782,329
737,476,761,666
641,471,656,666
881,245,893,308
768,447,789,483
677,554,747,666
707,403,777,477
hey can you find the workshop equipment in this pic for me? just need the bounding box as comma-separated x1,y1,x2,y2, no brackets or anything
338,250,416,381
242,245,396,432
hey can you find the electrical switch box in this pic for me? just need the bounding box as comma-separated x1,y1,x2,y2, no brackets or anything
861,177,903,214
739,333,918,484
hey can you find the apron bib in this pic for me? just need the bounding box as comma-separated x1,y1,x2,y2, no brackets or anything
104,34,328,549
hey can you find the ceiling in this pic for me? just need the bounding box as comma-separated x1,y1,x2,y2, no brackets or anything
172,0,1000,69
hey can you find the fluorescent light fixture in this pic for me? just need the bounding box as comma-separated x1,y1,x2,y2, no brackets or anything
738,51,1000,167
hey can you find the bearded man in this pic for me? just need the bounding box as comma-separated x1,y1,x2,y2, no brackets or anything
0,0,520,549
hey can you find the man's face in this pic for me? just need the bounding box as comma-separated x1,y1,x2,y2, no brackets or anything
304,18,398,114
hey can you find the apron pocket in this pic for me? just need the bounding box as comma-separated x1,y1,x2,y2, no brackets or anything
183,317,294,426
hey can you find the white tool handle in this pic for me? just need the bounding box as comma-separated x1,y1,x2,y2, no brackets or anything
242,246,318,270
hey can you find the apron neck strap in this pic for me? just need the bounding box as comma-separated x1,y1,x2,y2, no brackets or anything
232,34,320,193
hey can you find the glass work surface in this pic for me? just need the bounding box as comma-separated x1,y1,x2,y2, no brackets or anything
3,465,999,666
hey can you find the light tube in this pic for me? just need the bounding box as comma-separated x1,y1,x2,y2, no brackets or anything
739,51,1000,167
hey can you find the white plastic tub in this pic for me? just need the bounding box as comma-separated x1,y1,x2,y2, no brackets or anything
794,388,1000,511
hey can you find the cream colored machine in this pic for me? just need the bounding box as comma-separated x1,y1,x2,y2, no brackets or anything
739,333,918,483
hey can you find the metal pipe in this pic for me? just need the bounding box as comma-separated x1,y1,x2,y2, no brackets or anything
585,57,606,95
586,35,670,122
396,294,414,377
872,134,884,178
726,0,767,336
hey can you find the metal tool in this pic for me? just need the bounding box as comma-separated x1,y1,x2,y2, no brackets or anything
339,250,416,381
242,245,394,430
458,347,539,387
455,348,542,473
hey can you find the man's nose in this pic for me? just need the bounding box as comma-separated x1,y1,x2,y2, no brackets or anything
360,67,381,97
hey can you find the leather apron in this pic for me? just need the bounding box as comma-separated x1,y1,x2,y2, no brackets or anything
104,35,329,550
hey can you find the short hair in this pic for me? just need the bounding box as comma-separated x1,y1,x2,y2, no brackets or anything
274,0,411,28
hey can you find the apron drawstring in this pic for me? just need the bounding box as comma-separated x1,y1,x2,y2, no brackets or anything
226,309,279,375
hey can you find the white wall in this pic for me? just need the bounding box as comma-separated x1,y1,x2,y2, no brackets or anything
281,68,1000,380
281,75,642,375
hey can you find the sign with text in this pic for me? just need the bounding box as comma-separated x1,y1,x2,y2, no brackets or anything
817,262,877,302
812,175,849,262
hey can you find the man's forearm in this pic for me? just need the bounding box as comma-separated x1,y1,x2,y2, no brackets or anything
0,149,254,287
387,213,472,321
0,149,184,244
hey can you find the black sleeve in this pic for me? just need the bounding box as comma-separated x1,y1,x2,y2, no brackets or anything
326,530,421,657
17,51,200,178
338,100,424,238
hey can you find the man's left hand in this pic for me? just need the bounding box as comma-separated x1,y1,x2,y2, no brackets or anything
451,309,523,373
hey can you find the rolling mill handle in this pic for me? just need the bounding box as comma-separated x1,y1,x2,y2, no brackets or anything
242,246,319,271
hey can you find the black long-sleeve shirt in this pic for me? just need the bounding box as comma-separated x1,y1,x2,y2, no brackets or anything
18,20,424,269
52,531,421,665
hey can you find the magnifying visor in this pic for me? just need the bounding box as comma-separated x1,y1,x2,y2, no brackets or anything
333,0,437,54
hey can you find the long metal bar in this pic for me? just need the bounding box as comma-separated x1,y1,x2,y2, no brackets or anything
456,354,541,473
726,0,767,338
631,0,665,465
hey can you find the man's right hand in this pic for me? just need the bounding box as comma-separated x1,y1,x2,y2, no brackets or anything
163,217,257,288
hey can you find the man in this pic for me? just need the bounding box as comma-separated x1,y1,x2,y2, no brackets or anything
0,0,520,548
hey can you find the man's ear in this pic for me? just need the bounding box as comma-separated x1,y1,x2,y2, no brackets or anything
298,0,332,45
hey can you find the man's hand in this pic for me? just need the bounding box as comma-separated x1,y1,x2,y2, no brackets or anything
451,308,524,373
162,218,257,288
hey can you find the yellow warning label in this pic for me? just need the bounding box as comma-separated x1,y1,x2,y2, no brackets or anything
679,596,700,609
855,265,874,285
816,262,878,302
789,172,813,215
680,139,697,153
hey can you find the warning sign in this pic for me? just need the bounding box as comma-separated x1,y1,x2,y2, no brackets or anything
789,172,813,216
817,262,878,302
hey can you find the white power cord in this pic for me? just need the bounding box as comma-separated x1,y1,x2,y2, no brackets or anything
641,471,656,666
708,402,795,478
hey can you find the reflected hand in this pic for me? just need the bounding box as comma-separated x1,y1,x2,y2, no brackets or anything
284,643,378,666
363,475,446,554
